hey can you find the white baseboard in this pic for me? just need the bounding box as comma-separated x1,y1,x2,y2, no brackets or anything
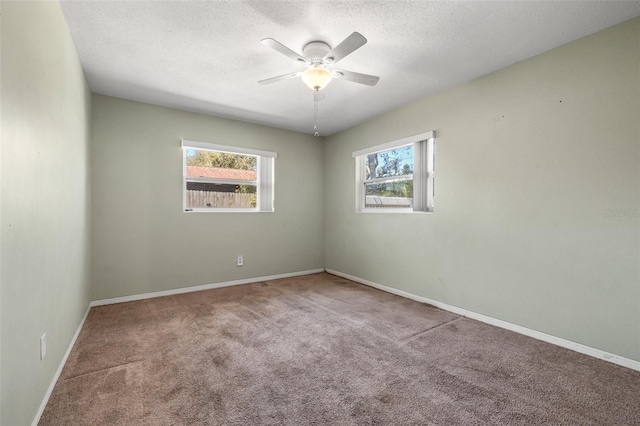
326,269,640,372
90,269,325,307
31,269,324,425
31,267,637,426
31,305,91,426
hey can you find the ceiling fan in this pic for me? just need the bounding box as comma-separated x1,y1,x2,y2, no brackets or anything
258,32,380,91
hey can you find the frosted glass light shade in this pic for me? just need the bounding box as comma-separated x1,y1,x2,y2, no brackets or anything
301,67,332,91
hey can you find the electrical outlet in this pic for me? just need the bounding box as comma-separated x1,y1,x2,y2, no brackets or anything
40,334,47,360
237,255,244,267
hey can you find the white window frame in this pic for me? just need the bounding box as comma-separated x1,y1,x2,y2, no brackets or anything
181,139,276,213
352,130,435,213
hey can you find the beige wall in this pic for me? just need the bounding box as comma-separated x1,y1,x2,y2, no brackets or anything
1,5,637,424
324,18,640,361
91,95,325,300
0,2,93,425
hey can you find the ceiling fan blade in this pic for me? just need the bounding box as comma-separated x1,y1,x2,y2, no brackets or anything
323,32,367,64
333,69,379,86
258,71,303,85
261,38,310,64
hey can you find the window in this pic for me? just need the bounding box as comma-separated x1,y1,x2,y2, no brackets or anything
182,140,276,212
353,131,435,213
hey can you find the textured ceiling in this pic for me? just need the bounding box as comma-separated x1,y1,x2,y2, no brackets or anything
60,1,640,136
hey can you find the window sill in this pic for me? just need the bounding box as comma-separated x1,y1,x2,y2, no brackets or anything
184,209,274,213
357,209,433,214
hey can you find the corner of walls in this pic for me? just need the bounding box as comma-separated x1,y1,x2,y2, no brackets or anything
1,1,93,425
319,135,327,270
90,96,325,301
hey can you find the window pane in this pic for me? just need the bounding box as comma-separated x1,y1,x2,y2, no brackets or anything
365,145,413,180
185,149,257,181
186,182,257,208
365,180,413,208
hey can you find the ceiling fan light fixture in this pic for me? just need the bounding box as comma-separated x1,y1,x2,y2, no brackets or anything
302,66,332,91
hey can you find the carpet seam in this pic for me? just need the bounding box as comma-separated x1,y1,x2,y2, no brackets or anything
401,316,463,343
62,359,146,381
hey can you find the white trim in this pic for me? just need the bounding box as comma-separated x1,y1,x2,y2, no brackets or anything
182,146,188,210
357,209,432,214
31,306,91,426
352,130,435,158
182,139,277,158
185,208,263,213
185,207,259,213
413,137,435,212
355,154,365,211
258,156,275,212
325,269,640,372
90,269,325,307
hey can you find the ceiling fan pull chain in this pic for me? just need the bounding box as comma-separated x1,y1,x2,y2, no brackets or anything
313,91,320,137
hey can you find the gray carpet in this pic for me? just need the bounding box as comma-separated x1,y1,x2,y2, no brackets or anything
40,273,640,425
